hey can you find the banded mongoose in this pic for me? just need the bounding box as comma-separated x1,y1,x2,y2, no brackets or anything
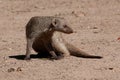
25,16,102,60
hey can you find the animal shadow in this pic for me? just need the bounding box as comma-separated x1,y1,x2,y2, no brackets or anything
9,53,51,60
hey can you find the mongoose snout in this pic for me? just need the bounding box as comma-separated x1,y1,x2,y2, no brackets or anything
50,18,74,34
61,25,74,34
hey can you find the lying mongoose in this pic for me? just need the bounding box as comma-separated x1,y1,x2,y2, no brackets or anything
25,16,102,60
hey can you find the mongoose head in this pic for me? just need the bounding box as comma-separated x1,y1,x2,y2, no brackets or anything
49,18,74,34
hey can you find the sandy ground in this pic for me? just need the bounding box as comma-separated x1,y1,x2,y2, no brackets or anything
0,0,120,80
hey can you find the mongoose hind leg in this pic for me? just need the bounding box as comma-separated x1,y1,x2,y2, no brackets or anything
33,39,60,60
56,53,64,60
52,32,71,58
43,42,59,60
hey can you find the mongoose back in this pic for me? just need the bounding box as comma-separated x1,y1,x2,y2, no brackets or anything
25,16,102,60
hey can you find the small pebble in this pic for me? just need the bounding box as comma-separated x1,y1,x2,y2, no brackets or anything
92,27,98,29
108,67,113,70
16,67,22,72
8,68,15,72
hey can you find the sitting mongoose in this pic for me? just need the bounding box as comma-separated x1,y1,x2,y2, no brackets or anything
25,16,102,60
25,16,73,60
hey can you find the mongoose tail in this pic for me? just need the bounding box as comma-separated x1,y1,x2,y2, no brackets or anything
65,42,102,59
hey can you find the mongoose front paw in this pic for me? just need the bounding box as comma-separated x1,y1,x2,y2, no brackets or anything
50,55,64,60
56,55,64,60
24,57,31,60
50,56,58,60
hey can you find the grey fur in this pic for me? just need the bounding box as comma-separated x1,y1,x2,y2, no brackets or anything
25,16,73,60
25,16,102,60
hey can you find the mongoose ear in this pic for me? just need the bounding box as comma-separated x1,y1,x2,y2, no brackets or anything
51,18,59,27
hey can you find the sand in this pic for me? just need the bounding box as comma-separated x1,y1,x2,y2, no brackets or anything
0,0,120,80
